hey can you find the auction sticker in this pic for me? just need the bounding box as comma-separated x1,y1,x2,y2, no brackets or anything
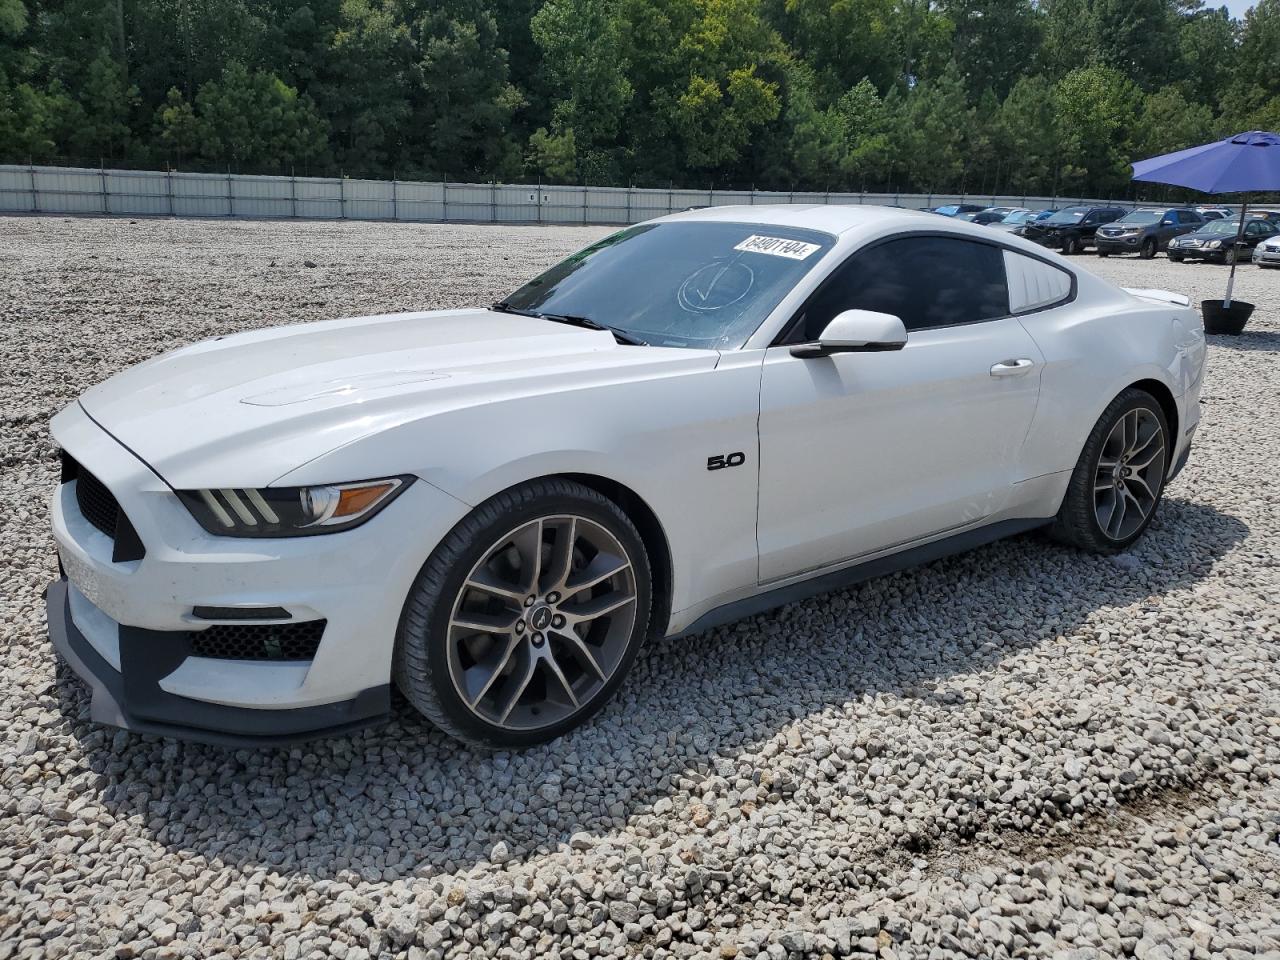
734,235,821,260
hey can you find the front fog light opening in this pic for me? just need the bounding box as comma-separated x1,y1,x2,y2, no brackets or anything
179,477,411,537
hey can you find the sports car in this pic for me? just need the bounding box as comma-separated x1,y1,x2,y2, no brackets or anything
47,206,1207,748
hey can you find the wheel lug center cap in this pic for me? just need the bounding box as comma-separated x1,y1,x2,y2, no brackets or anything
529,604,554,632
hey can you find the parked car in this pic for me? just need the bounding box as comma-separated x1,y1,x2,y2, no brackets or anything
1168,217,1280,263
1023,205,1128,254
1248,209,1280,224
1254,231,1280,269
989,209,1039,234
1194,205,1235,220
930,203,986,217
1094,208,1204,259
969,207,1028,225
47,206,1205,748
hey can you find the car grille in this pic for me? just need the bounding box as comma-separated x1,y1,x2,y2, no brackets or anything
75,466,121,539
189,619,326,661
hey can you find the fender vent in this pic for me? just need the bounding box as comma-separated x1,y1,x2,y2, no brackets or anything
61,451,146,562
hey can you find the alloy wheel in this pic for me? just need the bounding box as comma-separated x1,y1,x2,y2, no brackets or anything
445,514,637,731
1093,408,1166,541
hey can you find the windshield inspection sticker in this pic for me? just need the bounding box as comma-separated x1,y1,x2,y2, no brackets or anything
734,235,821,260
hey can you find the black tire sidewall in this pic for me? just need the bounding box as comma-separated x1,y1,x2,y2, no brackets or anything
403,484,652,748
1073,391,1170,551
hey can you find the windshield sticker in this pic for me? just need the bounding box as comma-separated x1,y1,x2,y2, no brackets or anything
733,235,821,260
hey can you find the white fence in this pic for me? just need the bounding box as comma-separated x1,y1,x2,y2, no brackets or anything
0,164,1130,225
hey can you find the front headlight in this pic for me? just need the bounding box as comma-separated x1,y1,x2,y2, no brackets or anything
177,477,412,537
1207,240,1222,249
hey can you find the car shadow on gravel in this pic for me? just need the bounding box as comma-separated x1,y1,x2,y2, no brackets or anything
56,497,1247,882
1207,329,1280,351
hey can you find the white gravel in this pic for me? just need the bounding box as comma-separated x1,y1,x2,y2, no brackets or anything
2,216,1279,960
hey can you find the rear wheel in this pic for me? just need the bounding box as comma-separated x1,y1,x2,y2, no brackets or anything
1051,389,1169,554
394,479,652,748
1140,238,1157,259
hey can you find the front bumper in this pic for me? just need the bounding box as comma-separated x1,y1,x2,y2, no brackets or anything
1255,247,1280,266
48,402,471,744
48,578,389,746
1168,245,1222,260
1095,236,1142,253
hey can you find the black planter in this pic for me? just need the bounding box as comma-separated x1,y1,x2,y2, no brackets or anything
1201,299,1254,335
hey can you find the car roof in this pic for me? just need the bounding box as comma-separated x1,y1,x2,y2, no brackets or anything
657,203,941,236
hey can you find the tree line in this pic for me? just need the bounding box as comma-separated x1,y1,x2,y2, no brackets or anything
1,0,1278,196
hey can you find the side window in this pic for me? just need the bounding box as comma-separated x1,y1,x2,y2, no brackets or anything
1166,211,1181,224
1245,221,1264,237
794,236,1009,340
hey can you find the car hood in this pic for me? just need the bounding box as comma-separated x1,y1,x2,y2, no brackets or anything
77,308,720,488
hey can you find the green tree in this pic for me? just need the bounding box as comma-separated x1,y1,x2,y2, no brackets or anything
1054,65,1141,195
405,0,524,179
1137,85,1213,158
997,76,1059,195
190,63,329,169
531,0,632,169
834,78,893,187
940,0,1043,100
672,0,784,171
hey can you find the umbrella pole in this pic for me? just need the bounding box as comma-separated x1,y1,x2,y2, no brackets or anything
1225,198,1248,307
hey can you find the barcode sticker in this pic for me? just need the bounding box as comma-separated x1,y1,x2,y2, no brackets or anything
733,235,822,260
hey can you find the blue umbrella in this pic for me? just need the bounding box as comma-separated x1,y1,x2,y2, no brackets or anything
1132,130,1280,309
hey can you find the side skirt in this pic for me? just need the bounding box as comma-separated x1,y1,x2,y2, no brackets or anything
672,516,1052,638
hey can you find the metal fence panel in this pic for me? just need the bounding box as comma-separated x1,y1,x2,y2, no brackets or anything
0,164,1135,226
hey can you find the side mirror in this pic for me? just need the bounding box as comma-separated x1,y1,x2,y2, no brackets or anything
1161,219,1174,226
790,309,908,358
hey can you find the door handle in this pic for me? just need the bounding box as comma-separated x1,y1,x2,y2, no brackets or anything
990,358,1036,377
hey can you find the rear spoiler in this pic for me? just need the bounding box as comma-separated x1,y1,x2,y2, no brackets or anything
1123,287,1191,307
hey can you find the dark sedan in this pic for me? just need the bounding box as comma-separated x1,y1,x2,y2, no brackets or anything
1167,218,1280,264
1022,205,1128,255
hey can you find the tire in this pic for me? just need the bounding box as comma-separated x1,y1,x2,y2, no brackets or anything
1062,236,1081,255
1139,238,1156,260
1096,250,1109,257
394,478,652,748
1223,246,1237,265
1050,388,1170,554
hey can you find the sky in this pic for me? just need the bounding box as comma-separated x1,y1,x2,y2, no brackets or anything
1222,0,1253,17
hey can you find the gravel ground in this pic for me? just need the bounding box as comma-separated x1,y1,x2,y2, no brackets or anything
2,216,1278,960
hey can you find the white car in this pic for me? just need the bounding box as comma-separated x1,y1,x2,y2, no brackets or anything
47,206,1206,748
1256,232,1280,268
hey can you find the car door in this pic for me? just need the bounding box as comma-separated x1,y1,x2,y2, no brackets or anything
755,234,1045,583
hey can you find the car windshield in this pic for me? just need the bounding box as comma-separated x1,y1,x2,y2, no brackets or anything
1045,207,1088,224
497,222,835,349
935,205,959,215
1201,220,1244,236
1118,210,1162,224
1001,211,1033,224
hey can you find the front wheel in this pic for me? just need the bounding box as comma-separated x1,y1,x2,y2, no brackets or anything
1223,246,1238,265
394,479,652,748
1140,238,1157,259
1050,389,1170,554
1062,236,1081,255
